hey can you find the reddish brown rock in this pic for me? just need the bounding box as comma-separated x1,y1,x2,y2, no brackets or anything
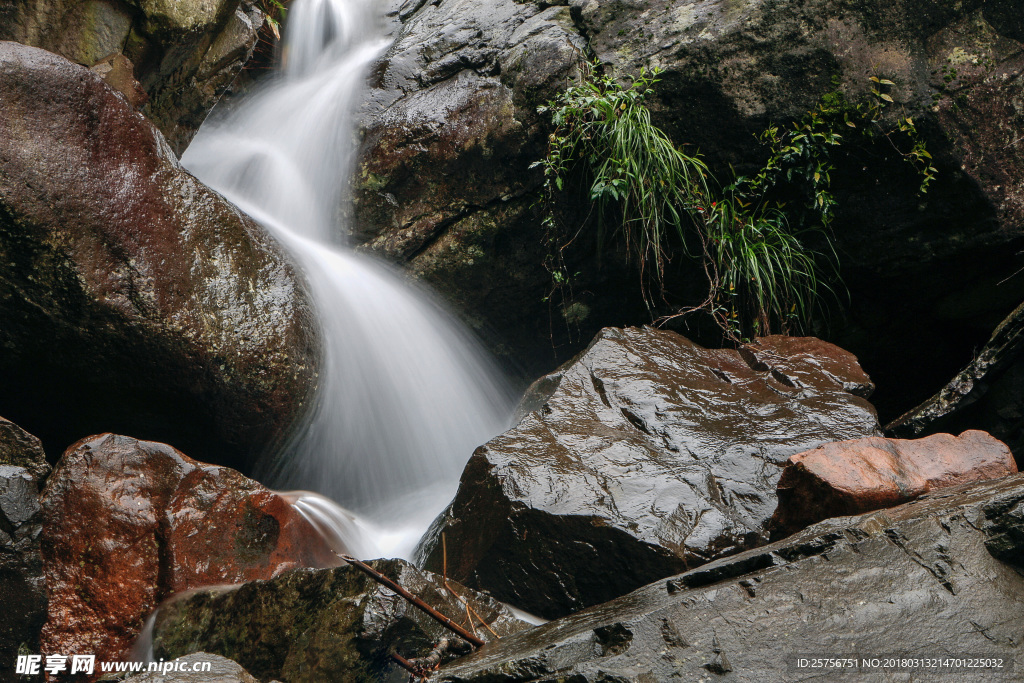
0,42,319,471
770,430,1017,537
39,434,340,667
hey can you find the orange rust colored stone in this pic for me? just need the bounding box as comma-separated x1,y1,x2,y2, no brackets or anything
770,430,1017,538
39,434,340,671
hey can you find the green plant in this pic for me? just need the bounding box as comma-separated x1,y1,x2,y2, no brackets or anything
534,61,836,339
532,63,709,306
534,64,937,341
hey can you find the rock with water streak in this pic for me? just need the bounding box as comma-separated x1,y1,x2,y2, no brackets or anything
0,418,49,681
418,327,881,619
353,0,589,371
770,430,1017,537
0,0,265,153
39,434,340,667
0,42,319,469
150,559,532,683
436,474,1024,682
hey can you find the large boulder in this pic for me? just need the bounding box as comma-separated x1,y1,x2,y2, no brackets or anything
150,559,532,683
357,0,1024,415
0,0,266,153
39,434,340,666
438,474,1024,682
0,42,319,468
418,327,881,619
769,430,1017,537
0,418,49,681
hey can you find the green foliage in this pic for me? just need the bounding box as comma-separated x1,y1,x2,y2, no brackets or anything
533,65,709,296
534,62,937,340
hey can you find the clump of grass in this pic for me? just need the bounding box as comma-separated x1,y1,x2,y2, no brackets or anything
533,64,710,304
534,61,838,339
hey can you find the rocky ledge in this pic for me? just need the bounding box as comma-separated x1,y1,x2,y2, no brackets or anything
438,473,1024,682
150,559,532,683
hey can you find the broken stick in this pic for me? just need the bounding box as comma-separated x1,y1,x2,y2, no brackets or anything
339,554,486,648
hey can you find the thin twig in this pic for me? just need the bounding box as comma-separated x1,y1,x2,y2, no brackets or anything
441,533,500,639
340,554,486,648
390,653,427,680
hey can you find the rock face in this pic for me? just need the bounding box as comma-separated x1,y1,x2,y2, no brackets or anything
352,0,589,373
151,559,531,683
0,0,265,153
418,328,880,619
770,430,1017,537
39,434,340,666
0,42,319,469
889,301,1024,462
357,0,1024,411
437,474,1024,682
0,418,49,681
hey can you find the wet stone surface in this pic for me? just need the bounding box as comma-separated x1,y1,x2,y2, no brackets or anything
771,430,1017,537
39,434,340,667
419,327,881,619
151,559,532,683
0,0,264,153
0,417,49,681
0,42,320,470
438,475,1024,682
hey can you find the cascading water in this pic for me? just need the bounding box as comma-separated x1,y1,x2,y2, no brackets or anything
182,0,513,558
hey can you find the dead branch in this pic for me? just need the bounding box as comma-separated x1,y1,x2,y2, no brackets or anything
339,554,486,648
442,533,501,640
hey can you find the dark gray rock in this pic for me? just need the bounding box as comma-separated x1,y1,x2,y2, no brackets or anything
0,418,49,682
437,474,1024,682
418,328,880,619
889,301,1024,464
580,2,1024,417
352,0,587,373
0,0,264,154
357,0,1024,417
151,560,532,683
0,43,320,471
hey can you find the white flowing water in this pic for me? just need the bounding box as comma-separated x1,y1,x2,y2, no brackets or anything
182,0,512,559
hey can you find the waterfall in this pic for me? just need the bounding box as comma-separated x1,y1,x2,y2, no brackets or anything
182,0,512,559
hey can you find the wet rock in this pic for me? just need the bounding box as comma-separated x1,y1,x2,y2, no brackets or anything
418,327,880,619
437,474,1024,682
568,0,1024,420
150,559,531,683
352,0,586,372
889,301,1024,462
0,0,264,153
39,434,340,665
770,430,1017,538
123,652,260,682
0,43,319,469
0,418,49,681
359,0,1024,412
